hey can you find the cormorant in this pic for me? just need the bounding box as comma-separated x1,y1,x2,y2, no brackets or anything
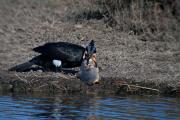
9,40,96,72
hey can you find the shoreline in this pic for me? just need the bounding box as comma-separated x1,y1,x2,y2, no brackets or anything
0,71,179,97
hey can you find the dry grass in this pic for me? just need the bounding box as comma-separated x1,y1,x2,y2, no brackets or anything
102,0,179,44
68,0,179,41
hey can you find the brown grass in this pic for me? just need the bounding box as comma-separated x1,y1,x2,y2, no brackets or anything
103,0,179,41
69,0,179,41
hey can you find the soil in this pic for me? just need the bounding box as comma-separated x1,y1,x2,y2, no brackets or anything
0,0,179,96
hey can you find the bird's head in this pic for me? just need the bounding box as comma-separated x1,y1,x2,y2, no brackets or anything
83,40,96,62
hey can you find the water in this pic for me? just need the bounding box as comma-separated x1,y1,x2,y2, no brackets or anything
0,93,180,120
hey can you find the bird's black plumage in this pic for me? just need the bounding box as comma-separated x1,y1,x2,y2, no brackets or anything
33,42,85,67
9,40,96,72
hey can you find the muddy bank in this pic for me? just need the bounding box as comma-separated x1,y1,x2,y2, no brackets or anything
0,71,179,97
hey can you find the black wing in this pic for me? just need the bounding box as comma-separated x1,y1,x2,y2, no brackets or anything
33,42,85,63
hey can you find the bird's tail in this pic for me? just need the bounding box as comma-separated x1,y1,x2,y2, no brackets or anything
9,56,41,72
9,61,34,72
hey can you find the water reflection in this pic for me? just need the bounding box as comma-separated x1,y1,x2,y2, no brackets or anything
0,93,180,120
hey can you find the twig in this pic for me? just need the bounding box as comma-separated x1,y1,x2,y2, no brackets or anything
36,83,48,89
120,83,160,93
15,73,27,83
51,81,68,92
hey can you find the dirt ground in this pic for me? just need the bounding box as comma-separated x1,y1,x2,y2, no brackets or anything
0,0,179,95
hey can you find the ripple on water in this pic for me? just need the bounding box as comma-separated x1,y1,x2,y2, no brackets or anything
0,95,180,120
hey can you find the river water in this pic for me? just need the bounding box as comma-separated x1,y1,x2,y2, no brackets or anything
0,93,180,120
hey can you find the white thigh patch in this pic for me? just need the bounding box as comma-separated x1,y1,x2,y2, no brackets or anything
52,60,62,67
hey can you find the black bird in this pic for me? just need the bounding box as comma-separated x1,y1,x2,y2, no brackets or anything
9,40,96,72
